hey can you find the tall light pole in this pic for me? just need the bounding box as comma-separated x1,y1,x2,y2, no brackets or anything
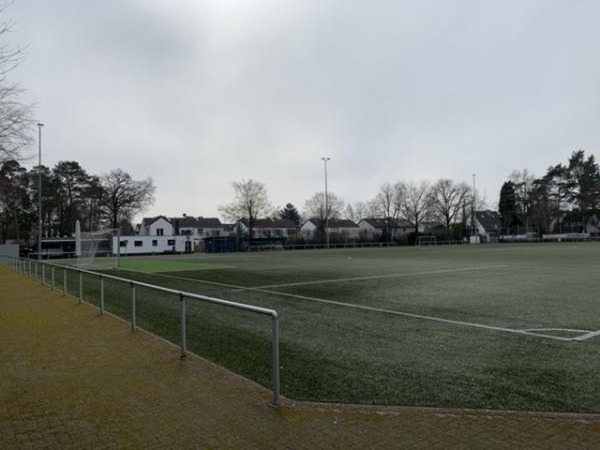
471,173,476,238
37,123,44,259
321,157,330,249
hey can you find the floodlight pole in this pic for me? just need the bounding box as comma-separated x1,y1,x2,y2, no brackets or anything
321,157,330,249
471,173,476,237
37,123,44,260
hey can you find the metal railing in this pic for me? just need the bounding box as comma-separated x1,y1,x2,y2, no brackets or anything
1,256,281,406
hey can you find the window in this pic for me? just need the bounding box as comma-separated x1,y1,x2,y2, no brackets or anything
152,240,158,247
156,228,164,236
167,239,175,246
134,241,143,247
119,240,127,247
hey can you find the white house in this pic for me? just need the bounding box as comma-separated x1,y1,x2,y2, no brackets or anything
472,210,502,243
169,216,228,250
238,218,298,238
138,216,174,236
301,218,359,241
112,235,190,255
357,218,414,240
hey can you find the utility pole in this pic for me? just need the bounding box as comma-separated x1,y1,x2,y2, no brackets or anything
37,123,44,259
321,157,330,249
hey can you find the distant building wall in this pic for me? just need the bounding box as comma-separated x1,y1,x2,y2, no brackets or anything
0,244,19,258
113,235,189,255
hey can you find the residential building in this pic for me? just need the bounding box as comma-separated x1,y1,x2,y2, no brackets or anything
138,216,174,236
473,210,502,243
357,218,414,241
301,218,360,242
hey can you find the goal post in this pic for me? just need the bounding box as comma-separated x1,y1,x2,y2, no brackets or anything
75,226,121,269
416,235,437,246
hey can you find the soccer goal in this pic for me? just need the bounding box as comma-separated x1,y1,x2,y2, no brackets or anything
75,227,121,269
416,235,437,246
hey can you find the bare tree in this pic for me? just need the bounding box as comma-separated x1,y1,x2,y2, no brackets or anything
399,180,433,237
508,169,536,230
100,169,155,229
303,191,344,222
0,10,33,162
429,179,470,233
371,182,404,240
303,191,344,241
218,179,273,240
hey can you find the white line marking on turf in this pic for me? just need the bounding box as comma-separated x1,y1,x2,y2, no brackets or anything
150,268,575,343
235,286,574,342
142,272,245,290
234,265,508,291
573,330,600,342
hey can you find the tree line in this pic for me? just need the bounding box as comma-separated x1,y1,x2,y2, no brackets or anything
499,150,600,235
219,178,479,243
0,159,155,245
221,150,600,244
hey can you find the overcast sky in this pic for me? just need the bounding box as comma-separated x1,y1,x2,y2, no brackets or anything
7,0,600,223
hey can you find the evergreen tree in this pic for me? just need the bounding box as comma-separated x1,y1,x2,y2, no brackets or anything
279,203,301,226
498,181,520,233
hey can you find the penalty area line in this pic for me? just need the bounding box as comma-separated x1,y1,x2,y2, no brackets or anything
242,285,573,342
573,330,600,342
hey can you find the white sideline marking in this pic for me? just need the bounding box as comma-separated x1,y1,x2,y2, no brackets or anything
573,330,600,342
151,269,576,343
236,286,574,342
235,265,508,290
148,272,245,290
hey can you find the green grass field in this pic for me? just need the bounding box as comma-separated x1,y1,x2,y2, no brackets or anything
61,243,600,412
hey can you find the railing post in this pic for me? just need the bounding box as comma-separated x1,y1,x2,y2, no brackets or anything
63,268,67,296
131,283,136,331
51,266,55,290
179,294,187,358
100,276,105,315
271,313,281,406
79,272,83,303
42,263,45,285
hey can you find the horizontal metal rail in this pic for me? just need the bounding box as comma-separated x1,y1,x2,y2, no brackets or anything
1,257,281,406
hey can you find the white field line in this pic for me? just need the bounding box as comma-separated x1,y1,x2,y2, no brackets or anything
237,287,574,342
144,271,245,290
573,330,600,342
150,268,575,343
234,265,509,291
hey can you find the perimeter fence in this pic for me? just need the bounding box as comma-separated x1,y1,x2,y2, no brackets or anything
0,256,281,406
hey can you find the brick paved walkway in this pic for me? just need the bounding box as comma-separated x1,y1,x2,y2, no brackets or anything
1,266,599,449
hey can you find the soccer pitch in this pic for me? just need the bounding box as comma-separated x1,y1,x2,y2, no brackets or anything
78,243,600,412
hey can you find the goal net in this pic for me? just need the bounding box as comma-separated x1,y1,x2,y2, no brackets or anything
75,228,120,269
416,235,437,246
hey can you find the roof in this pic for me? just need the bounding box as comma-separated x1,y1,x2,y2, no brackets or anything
252,218,297,229
169,217,224,228
304,218,359,228
140,216,172,227
475,210,501,232
170,216,199,228
197,217,224,228
327,218,359,228
359,217,413,228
